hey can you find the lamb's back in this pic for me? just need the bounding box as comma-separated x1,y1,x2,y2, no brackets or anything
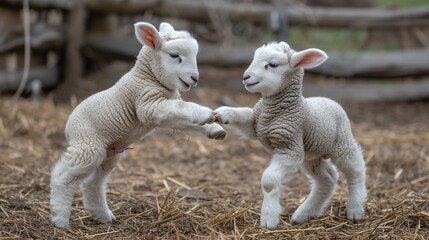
303,97,353,154
65,75,139,145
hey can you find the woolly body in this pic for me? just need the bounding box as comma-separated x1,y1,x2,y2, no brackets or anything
253,69,356,159
50,22,226,228
214,42,367,229
66,51,182,156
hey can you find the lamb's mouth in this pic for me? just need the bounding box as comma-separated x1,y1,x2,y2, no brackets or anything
179,77,191,88
244,81,259,87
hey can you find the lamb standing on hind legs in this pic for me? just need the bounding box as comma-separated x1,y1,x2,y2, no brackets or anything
50,22,226,228
214,42,367,229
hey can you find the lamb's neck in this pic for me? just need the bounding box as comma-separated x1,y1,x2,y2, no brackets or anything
131,48,163,89
116,48,176,103
263,69,304,108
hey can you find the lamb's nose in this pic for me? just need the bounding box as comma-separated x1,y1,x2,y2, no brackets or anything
243,74,251,80
191,74,199,83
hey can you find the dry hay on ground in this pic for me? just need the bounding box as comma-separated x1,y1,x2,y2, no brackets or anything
0,91,429,239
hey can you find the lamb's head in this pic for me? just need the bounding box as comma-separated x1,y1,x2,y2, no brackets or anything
134,22,199,92
243,42,328,96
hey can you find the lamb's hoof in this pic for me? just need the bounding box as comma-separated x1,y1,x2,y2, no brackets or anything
347,206,364,222
291,210,319,224
213,107,233,125
91,209,116,223
209,129,226,140
260,213,280,229
52,215,70,228
200,115,216,125
192,107,216,126
291,214,310,224
206,123,226,140
291,213,308,224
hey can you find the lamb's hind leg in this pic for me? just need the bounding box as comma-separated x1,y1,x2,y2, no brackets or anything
80,153,123,223
291,157,338,223
333,147,367,221
50,145,106,228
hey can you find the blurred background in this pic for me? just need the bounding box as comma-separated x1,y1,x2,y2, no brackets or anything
1,1,429,238
1,0,429,104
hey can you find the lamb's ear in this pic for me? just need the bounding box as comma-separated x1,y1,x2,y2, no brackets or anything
134,22,161,50
290,48,328,69
159,22,175,33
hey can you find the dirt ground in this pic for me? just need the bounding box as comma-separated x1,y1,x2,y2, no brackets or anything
1,68,429,239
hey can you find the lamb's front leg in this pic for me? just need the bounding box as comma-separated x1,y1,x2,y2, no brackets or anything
213,106,257,139
137,99,226,139
170,122,226,140
260,153,302,229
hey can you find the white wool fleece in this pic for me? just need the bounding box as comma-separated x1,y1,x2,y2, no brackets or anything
50,22,226,228
214,42,367,229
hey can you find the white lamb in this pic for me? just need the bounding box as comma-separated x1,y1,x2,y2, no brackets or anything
50,22,226,228
214,42,367,229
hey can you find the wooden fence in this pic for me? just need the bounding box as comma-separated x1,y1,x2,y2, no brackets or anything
1,0,429,97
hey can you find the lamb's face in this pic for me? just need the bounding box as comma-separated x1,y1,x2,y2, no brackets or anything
243,42,328,96
243,42,293,96
159,36,199,92
134,22,199,92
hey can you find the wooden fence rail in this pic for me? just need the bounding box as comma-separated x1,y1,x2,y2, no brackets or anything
0,0,74,10
0,23,63,54
85,35,429,78
1,0,429,97
87,0,429,28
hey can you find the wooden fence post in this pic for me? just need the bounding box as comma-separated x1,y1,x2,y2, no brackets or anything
64,0,85,86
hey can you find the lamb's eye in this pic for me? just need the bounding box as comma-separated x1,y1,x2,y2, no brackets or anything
169,53,179,58
265,63,279,69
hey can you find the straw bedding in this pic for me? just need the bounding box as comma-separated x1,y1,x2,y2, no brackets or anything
1,87,428,239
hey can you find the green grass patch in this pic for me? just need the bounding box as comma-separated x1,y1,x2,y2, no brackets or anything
286,27,399,52
373,0,429,7
287,28,365,51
